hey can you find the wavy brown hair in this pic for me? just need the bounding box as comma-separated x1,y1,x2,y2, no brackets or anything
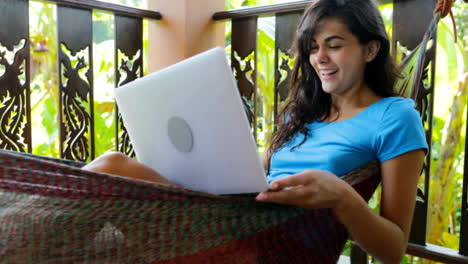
265,0,399,172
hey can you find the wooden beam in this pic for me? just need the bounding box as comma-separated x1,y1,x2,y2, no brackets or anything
213,0,393,20
407,243,468,264
42,0,162,19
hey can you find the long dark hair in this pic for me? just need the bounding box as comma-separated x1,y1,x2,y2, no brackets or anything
265,0,399,171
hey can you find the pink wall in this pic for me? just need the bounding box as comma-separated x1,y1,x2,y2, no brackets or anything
147,0,226,72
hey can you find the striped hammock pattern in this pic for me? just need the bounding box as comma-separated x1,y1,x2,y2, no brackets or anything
0,150,380,263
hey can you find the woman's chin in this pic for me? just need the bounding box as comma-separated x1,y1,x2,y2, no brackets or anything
321,85,338,94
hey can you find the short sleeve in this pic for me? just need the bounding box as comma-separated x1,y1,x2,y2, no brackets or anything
375,98,428,162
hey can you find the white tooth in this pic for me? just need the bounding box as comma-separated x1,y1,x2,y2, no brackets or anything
321,70,336,75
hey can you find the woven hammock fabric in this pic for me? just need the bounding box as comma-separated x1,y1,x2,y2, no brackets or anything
0,150,380,263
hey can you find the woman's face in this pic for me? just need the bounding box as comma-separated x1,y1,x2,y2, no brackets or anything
308,17,378,96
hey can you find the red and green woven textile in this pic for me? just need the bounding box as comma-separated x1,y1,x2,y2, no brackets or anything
0,150,380,263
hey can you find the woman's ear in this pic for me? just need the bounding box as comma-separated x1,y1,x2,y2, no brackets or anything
365,40,381,62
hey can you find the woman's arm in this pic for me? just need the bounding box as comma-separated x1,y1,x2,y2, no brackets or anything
335,149,424,263
256,149,425,263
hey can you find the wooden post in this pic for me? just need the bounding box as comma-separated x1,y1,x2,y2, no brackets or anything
147,0,225,72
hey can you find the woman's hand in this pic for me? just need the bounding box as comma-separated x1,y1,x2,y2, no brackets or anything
255,169,351,210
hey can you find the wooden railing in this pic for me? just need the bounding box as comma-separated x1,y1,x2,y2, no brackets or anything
0,0,160,161
213,0,468,263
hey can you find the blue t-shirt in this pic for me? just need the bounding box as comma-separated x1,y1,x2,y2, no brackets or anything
268,97,428,182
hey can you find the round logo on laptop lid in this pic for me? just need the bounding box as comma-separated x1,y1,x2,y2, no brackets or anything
167,116,193,153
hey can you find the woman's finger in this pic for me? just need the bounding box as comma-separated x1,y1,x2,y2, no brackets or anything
256,186,306,206
269,170,313,190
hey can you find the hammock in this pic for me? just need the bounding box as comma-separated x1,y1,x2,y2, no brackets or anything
0,1,449,262
0,150,380,263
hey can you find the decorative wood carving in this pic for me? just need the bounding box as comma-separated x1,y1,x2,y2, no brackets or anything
115,15,143,157
57,6,94,161
274,11,302,120
232,17,257,137
0,0,31,153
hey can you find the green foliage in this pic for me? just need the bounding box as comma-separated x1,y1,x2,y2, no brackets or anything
453,2,468,54
29,0,147,159
425,2,467,253
92,11,116,158
93,12,114,44
30,1,59,157
255,17,276,152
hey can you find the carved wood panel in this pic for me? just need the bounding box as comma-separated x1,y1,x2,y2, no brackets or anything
0,0,31,153
274,11,302,122
57,6,94,162
232,17,257,139
115,15,143,157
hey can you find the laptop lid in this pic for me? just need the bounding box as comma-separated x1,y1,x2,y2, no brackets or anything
114,47,268,195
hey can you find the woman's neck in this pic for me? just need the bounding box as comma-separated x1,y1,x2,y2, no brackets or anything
326,85,382,122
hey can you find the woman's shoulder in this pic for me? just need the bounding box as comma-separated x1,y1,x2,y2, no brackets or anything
374,96,419,119
374,96,428,161
376,96,422,129
377,96,416,109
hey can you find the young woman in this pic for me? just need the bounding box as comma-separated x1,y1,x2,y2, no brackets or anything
84,0,427,262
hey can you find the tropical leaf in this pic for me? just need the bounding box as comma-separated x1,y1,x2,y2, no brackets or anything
394,44,422,98
256,17,276,149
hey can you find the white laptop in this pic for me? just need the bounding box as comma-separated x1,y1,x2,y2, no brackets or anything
114,47,269,195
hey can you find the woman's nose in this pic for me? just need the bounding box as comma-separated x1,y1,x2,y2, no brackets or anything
315,48,329,64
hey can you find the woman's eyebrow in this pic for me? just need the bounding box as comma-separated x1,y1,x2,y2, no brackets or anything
324,35,345,42
311,35,344,44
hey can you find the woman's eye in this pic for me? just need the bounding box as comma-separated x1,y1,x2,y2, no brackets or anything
329,46,342,49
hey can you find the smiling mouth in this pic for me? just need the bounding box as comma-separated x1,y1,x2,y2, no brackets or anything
320,70,338,79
